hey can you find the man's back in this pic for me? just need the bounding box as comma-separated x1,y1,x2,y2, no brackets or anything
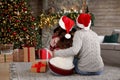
75,29,104,72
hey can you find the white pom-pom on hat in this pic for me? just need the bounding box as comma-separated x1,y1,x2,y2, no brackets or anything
65,33,71,39
59,16,75,39
76,13,91,30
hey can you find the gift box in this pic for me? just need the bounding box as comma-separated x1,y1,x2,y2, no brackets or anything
13,49,24,62
0,44,13,54
5,54,13,62
0,54,13,63
23,47,35,62
0,54,4,63
38,48,52,60
31,60,47,73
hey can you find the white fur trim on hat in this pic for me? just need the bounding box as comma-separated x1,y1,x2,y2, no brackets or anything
59,16,66,30
84,20,91,30
76,19,91,30
76,18,84,29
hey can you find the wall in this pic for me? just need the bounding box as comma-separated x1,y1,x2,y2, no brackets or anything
48,0,82,11
29,0,83,16
88,0,120,35
28,0,43,17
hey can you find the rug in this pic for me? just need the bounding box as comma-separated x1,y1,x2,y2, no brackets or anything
10,62,120,80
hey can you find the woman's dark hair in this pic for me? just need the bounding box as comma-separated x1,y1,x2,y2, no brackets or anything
85,6,89,13
53,26,59,33
54,26,76,49
54,26,76,38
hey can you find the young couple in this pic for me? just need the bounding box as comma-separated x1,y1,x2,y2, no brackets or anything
49,13,104,76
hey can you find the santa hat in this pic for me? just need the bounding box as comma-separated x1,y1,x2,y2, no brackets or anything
76,13,91,30
59,16,75,39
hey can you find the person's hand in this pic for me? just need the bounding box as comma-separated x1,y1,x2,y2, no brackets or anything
52,51,54,57
49,49,54,58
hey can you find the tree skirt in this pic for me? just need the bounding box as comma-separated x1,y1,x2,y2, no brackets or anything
10,62,120,80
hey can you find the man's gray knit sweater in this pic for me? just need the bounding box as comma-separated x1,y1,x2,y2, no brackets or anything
54,29,104,72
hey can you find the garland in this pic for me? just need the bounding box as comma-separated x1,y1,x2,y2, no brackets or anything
38,10,95,29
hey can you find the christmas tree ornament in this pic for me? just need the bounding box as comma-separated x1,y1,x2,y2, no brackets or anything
23,7,27,11
23,27,27,31
8,29,11,32
25,11,27,13
15,20,20,23
13,32,17,36
3,20,6,24
17,11,20,15
31,26,35,29
0,2,2,5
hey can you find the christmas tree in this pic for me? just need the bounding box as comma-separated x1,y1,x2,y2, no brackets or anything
0,0,41,49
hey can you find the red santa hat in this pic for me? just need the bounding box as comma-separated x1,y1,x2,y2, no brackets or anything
76,13,91,30
59,16,75,39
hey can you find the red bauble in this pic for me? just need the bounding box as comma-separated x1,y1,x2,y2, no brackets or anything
8,29,11,32
23,27,27,31
31,26,35,29
14,5,18,9
13,32,17,36
31,17,35,21
23,8,27,11
9,16,12,20
16,20,20,23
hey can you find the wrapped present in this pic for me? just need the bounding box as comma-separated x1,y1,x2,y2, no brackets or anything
0,54,4,63
13,49,24,62
0,54,13,63
5,54,13,62
0,44,13,54
38,48,52,60
23,47,35,62
31,60,47,73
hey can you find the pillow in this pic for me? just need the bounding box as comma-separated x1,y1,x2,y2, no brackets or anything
112,29,120,43
98,36,105,43
103,33,119,43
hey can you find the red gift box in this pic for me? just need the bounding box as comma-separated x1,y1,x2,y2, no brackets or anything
31,61,47,73
38,48,52,60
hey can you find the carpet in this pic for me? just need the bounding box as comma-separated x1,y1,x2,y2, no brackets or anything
10,62,120,80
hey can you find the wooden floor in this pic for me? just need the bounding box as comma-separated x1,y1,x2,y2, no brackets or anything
0,63,10,80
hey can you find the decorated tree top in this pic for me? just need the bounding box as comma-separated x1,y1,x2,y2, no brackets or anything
0,0,41,49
